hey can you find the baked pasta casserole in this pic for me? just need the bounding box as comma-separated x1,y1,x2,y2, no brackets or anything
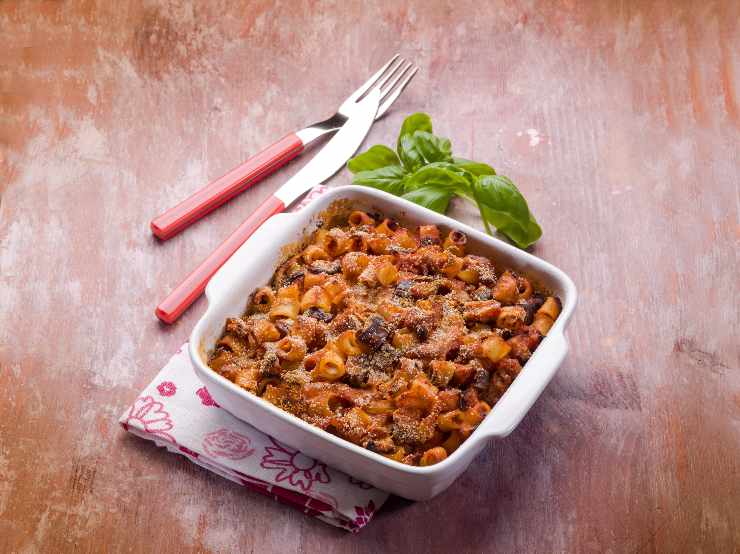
208,211,561,466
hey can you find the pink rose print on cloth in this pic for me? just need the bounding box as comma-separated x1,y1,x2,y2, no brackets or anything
202,429,254,460
196,386,220,407
123,396,175,443
156,381,177,397
261,437,330,492
353,500,376,528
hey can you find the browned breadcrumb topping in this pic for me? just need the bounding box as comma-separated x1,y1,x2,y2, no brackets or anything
207,211,561,466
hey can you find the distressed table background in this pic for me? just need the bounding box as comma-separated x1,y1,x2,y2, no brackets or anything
1,1,738,552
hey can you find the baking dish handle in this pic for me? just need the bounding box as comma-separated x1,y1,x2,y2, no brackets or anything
479,331,568,438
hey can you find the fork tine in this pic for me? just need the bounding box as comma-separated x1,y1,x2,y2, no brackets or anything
376,59,411,93
376,64,418,118
345,54,401,104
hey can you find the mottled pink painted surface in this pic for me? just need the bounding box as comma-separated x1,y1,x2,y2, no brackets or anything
0,1,738,552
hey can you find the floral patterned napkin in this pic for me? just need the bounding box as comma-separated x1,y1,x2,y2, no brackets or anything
120,344,388,532
120,186,389,531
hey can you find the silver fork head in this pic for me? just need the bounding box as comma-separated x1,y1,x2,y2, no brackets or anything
338,54,417,119
299,55,417,143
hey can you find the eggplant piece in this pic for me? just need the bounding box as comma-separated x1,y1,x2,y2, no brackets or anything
304,307,334,323
472,286,492,301
307,260,341,275
471,366,491,393
357,316,390,351
284,271,305,285
394,280,413,298
522,293,546,324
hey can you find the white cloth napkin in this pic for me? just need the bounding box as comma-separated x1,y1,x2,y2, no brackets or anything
120,186,389,531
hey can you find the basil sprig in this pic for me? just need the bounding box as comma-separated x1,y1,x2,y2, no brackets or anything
347,113,542,249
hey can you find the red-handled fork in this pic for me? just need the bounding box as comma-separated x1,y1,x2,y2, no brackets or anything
150,54,416,240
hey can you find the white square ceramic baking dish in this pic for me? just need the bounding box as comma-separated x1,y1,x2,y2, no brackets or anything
189,185,577,500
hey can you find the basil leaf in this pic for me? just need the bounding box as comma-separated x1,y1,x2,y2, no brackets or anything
397,113,433,152
411,162,477,201
351,165,406,195
413,131,453,164
401,186,454,213
397,113,437,171
404,165,472,197
347,112,543,249
473,175,542,249
453,157,496,177
347,145,400,173
398,134,426,172
398,131,453,172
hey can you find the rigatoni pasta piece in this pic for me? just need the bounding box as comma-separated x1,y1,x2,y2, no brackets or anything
348,210,375,226
367,235,390,254
300,285,332,313
209,350,232,372
269,299,299,320
344,233,368,253
496,305,527,330
391,328,415,349
252,287,276,312
234,365,260,393
437,409,465,431
384,446,406,462
336,330,363,356
418,224,441,245
438,389,461,412
440,252,464,278
376,260,398,286
302,350,322,372
333,407,373,444
377,300,404,323
310,349,346,382
430,360,456,387
442,230,467,256
375,217,399,236
276,336,307,361
392,228,417,249
463,300,501,322
456,259,479,284
276,283,300,301
480,334,511,362
450,363,476,387
303,270,327,289
216,334,243,353
492,270,518,304
441,430,464,454
517,276,533,300
532,313,554,335
528,296,561,336
395,378,438,412
323,276,348,305
312,228,329,248
253,319,281,343
365,398,395,414
419,446,448,466
302,244,329,264
341,251,369,279
538,296,561,320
